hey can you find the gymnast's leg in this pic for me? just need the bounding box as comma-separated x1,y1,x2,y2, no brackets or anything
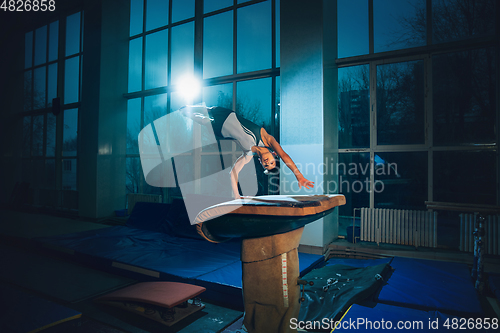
180,105,213,125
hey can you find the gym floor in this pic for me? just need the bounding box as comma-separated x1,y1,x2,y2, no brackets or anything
0,208,243,333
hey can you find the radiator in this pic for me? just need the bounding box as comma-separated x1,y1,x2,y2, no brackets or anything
359,208,437,248
127,193,162,214
460,214,499,255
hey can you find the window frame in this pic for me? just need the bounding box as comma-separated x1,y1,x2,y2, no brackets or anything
335,0,498,213
21,10,84,204
125,0,281,197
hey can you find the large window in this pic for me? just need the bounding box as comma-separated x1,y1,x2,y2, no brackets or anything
336,0,497,245
22,11,83,209
126,0,280,199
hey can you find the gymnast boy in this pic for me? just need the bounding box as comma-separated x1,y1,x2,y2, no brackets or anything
180,105,314,199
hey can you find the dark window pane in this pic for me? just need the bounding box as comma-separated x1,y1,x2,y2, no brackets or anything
47,64,57,107
236,77,272,132
338,0,369,58
433,0,495,44
23,117,31,157
63,108,78,157
375,152,427,210
34,25,47,66
203,83,233,109
130,0,144,36
203,11,233,79
48,21,59,62
433,48,496,145
128,37,143,93
32,115,44,156
204,0,232,13
127,98,142,155
145,30,168,90
172,0,194,23
45,159,56,189
169,91,184,113
62,159,77,190
338,65,370,148
34,66,46,109
144,93,167,126
25,31,33,69
126,157,141,193
171,22,194,85
143,164,166,196
46,113,56,157
64,56,80,104
237,1,272,73
24,71,33,111
377,60,424,145
434,150,496,205
337,152,370,217
374,0,426,53
66,12,81,56
146,0,169,31
80,12,85,53
170,153,195,191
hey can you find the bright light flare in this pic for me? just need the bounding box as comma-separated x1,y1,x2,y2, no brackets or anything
177,75,201,103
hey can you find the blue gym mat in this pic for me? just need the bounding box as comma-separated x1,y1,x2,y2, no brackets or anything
35,202,324,308
375,257,483,316
325,257,393,268
0,284,81,333
336,303,495,333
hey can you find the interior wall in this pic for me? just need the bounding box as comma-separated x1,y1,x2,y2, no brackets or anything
0,27,24,205
79,0,129,219
322,0,339,246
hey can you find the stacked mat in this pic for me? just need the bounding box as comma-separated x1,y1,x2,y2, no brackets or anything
35,202,324,309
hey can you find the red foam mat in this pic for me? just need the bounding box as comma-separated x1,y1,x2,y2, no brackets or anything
96,282,206,308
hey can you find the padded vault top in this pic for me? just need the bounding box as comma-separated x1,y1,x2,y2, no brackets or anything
195,194,346,223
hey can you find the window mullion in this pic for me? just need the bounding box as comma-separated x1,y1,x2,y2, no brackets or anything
425,54,433,203
194,0,204,105
426,0,432,46
369,60,376,208
55,16,66,192
368,0,374,55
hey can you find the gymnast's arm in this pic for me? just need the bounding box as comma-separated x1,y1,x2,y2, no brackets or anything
230,153,254,199
261,129,315,189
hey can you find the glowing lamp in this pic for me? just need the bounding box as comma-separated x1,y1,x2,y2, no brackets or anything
177,75,201,104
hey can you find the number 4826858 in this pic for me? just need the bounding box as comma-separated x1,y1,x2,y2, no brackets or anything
1,0,56,12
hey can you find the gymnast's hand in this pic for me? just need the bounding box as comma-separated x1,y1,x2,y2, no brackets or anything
298,177,314,189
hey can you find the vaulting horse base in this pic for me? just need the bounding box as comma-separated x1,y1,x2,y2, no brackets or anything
196,195,346,333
